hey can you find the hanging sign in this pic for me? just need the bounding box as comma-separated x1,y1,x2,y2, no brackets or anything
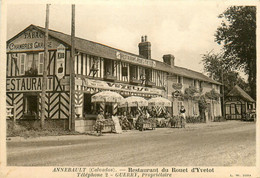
56,44,65,79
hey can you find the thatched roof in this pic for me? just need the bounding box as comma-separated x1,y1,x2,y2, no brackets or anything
227,85,255,102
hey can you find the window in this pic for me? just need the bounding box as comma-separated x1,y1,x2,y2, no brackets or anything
122,67,128,76
91,57,99,70
230,104,235,114
104,59,114,76
193,103,197,115
177,101,183,112
199,81,203,89
225,105,230,115
130,65,138,79
193,80,196,87
19,53,26,75
177,76,183,84
38,53,44,74
145,68,152,81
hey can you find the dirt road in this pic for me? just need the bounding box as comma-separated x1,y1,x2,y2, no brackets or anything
7,121,255,166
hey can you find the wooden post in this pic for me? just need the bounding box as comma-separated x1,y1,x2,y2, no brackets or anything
221,68,225,118
41,4,50,129
70,4,76,131
13,105,16,123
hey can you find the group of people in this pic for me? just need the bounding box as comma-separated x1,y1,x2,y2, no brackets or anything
94,105,186,135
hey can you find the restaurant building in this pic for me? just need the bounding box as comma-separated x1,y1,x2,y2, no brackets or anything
6,24,222,130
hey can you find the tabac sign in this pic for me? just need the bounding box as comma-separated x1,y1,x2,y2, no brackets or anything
7,28,61,52
6,77,54,92
56,44,65,79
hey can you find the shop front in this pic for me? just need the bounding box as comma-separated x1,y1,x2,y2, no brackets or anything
73,77,165,133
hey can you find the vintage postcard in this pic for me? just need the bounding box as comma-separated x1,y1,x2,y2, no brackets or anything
0,0,259,178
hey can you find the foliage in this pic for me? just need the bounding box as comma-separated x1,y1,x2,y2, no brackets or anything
184,86,199,100
202,51,250,97
198,95,207,112
215,6,256,99
205,89,221,101
186,116,205,123
213,116,226,122
7,121,80,138
172,83,183,90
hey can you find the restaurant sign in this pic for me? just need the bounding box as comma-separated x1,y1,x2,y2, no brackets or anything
6,77,54,92
7,29,61,52
83,78,163,95
116,52,156,68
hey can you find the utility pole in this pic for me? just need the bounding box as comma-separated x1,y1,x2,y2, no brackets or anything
70,4,76,131
41,4,50,129
221,68,225,118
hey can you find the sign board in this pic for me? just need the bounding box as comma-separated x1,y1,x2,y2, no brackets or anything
56,44,65,79
6,77,54,92
7,28,61,52
116,52,156,68
112,116,122,134
83,78,164,95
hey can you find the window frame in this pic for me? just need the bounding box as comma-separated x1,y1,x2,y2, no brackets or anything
38,52,44,75
19,53,27,75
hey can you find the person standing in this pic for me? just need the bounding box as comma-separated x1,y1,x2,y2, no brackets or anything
179,105,186,128
96,110,105,136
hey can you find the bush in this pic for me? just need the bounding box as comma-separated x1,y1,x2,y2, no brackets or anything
186,116,205,123
7,122,28,137
7,121,79,138
213,116,226,122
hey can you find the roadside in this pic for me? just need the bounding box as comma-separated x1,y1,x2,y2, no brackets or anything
6,120,255,166
6,120,253,142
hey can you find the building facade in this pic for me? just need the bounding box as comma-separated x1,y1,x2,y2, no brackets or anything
6,25,222,129
225,85,255,120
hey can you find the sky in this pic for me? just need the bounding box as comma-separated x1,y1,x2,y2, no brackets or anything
6,1,231,74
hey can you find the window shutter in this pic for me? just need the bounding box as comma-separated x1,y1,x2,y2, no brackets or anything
19,53,26,75
38,53,44,74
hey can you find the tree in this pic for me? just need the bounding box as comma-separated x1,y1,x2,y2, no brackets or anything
215,6,256,99
202,51,250,97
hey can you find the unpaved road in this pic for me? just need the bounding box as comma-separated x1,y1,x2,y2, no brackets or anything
7,121,255,166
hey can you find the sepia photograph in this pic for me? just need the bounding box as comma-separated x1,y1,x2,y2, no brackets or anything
1,0,258,177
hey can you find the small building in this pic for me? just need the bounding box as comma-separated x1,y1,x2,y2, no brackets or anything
6,24,222,131
224,85,256,120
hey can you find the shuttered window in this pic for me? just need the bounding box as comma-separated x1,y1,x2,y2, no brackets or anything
38,53,44,74
19,53,26,75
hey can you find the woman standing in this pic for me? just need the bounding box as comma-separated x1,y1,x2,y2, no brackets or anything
179,105,186,128
95,111,105,136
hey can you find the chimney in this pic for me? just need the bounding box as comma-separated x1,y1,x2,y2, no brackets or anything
163,54,175,67
138,35,151,59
